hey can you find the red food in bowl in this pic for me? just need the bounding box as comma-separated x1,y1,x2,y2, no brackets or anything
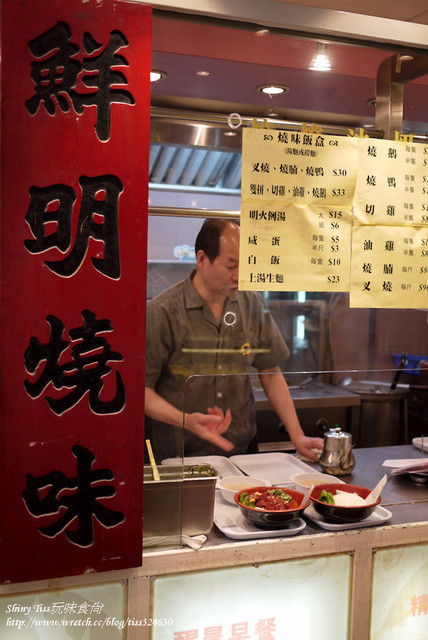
310,483,381,523
234,486,309,529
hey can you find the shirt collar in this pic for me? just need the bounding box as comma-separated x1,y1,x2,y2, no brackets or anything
183,270,239,310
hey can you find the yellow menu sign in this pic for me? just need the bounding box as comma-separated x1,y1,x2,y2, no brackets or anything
350,225,428,308
241,127,358,206
240,126,428,307
350,137,428,307
240,127,357,292
239,203,352,292
354,138,428,226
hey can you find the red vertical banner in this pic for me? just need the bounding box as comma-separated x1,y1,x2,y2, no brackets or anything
0,0,151,583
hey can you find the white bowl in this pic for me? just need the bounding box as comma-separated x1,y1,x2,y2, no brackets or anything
218,476,271,504
291,472,345,490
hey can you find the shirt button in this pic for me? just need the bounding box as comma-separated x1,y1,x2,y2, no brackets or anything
217,392,223,399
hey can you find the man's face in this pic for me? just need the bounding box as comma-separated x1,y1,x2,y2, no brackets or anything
197,223,240,298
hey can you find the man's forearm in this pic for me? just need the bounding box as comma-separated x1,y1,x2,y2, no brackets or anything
145,387,184,427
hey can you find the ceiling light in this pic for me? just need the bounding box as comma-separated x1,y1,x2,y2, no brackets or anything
309,43,331,72
255,29,270,37
256,84,290,95
150,70,167,82
196,70,210,76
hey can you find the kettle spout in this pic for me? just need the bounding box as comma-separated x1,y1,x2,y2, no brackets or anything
340,442,355,472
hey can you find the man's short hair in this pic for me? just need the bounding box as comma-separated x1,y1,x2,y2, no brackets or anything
195,218,239,262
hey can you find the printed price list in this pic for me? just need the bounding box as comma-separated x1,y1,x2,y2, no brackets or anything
350,225,428,308
240,127,356,292
239,203,352,292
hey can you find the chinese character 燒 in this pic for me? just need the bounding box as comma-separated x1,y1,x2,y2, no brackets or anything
24,310,125,415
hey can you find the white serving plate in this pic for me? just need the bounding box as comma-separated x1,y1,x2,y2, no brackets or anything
304,503,392,531
213,493,306,540
413,437,428,453
230,452,319,485
161,455,244,484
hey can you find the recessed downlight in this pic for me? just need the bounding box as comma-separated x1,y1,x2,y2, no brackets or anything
150,70,167,82
256,84,290,95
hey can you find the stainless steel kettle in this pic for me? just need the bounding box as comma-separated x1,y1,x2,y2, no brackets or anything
319,426,355,475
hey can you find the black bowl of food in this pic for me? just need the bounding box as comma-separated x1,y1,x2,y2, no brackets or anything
234,486,309,529
310,483,381,524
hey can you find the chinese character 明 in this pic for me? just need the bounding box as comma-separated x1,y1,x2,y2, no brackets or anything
24,310,125,415
25,175,123,279
22,444,125,546
26,22,135,142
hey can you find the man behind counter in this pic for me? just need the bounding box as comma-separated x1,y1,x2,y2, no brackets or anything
145,218,323,461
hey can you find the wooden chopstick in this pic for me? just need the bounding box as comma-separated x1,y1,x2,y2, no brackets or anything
146,439,160,481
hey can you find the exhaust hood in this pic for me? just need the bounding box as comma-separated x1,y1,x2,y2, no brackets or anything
149,108,242,193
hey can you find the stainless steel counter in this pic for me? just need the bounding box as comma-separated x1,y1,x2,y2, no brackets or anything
254,380,362,447
206,444,428,546
254,380,361,410
2,445,427,640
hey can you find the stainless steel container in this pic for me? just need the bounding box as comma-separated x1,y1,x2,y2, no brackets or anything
143,464,219,545
346,380,409,447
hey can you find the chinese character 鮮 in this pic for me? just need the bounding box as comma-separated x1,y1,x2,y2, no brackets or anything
26,21,135,142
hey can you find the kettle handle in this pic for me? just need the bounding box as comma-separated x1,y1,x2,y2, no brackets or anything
340,442,355,469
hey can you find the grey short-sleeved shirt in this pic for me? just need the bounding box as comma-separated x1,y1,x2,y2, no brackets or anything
145,271,290,457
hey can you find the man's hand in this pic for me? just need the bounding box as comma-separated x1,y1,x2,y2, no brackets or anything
292,435,324,462
185,406,234,452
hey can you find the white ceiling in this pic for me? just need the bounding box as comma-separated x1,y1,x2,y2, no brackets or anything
273,0,428,24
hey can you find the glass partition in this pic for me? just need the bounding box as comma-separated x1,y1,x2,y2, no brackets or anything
142,357,426,549
145,7,428,550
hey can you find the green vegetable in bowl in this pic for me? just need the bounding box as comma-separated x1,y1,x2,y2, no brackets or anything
319,489,335,504
239,488,297,511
